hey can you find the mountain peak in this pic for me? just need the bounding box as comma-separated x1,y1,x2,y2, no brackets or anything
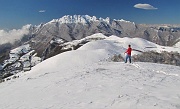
49,15,98,24
48,15,133,25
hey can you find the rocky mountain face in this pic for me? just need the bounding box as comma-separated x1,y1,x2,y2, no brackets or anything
28,15,180,59
0,15,180,79
0,44,41,80
0,34,106,80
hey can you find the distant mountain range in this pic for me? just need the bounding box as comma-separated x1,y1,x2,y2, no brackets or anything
26,15,179,58
0,15,180,76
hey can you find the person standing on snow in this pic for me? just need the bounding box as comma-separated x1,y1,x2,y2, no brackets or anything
124,44,132,63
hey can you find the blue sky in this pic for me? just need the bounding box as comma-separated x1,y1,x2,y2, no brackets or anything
0,0,180,29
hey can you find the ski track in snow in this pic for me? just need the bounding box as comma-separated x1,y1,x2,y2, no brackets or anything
131,63,179,77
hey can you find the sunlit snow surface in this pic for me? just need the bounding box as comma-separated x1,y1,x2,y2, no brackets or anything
0,33,180,109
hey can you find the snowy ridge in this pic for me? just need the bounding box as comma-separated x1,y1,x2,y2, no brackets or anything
49,15,98,24
48,15,133,25
0,33,180,109
174,39,180,48
175,42,180,47
53,33,180,55
1,33,179,73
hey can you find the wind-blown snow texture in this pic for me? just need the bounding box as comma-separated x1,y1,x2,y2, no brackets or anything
0,34,180,109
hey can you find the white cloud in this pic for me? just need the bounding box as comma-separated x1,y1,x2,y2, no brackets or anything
0,25,31,45
39,10,46,13
134,3,158,10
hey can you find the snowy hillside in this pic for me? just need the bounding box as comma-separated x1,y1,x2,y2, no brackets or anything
1,15,180,69
174,40,180,48
0,34,180,109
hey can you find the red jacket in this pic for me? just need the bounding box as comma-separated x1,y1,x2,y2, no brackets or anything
125,47,132,55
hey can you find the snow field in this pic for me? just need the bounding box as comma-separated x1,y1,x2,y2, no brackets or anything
0,33,180,109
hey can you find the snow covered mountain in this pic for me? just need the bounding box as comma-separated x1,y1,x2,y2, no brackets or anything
24,15,180,60
49,15,133,25
0,34,180,109
0,15,180,78
0,15,180,61
0,33,180,79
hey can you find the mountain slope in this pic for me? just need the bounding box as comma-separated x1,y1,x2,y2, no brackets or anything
1,33,179,79
29,15,180,59
0,35,180,109
0,15,180,66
